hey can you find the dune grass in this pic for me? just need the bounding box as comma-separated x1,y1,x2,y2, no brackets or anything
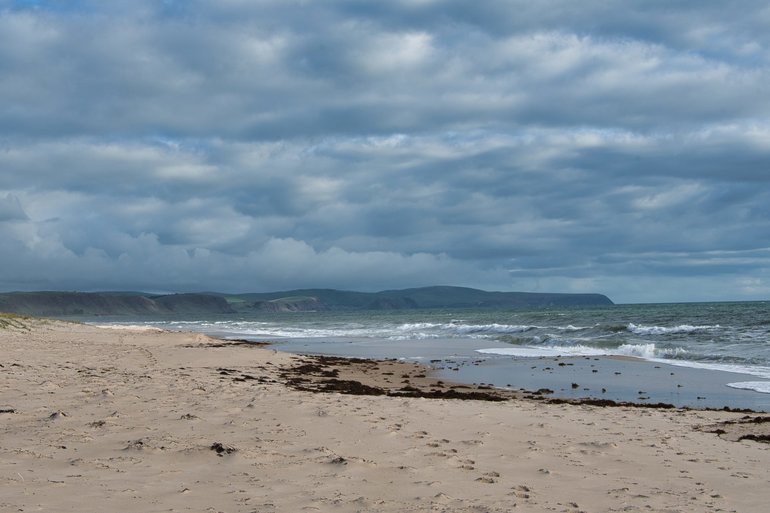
0,312,31,330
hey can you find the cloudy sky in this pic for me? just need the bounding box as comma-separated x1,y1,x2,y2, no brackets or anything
1,0,769,303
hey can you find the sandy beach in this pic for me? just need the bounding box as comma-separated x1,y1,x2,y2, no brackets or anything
2,317,769,512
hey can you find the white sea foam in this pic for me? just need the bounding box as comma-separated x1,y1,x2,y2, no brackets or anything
91,324,164,332
658,360,770,380
478,345,616,358
477,343,685,360
388,333,442,340
112,318,592,341
726,382,770,394
396,322,443,331
627,323,719,335
617,343,658,359
450,323,536,334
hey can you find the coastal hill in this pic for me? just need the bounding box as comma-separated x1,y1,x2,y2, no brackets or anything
223,286,613,311
0,291,235,317
0,286,613,317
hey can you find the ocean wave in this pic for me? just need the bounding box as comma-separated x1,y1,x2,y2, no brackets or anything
450,323,536,334
626,323,719,335
726,382,770,394
497,335,540,346
476,343,671,359
477,342,691,360
395,322,443,331
387,322,540,338
103,318,596,341
388,333,442,340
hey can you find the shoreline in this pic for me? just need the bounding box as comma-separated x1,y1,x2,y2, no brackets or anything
2,318,770,512
264,335,770,412
274,348,761,413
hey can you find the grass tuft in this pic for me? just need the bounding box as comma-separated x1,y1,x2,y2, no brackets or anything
0,312,31,330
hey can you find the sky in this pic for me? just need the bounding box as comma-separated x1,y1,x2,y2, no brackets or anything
1,0,769,304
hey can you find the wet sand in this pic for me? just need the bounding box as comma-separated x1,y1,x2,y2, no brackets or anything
269,335,770,411
2,318,769,512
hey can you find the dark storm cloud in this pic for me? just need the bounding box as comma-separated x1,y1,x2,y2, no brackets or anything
2,1,767,139
1,0,769,302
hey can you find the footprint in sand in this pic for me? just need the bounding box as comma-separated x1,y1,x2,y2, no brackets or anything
476,471,500,483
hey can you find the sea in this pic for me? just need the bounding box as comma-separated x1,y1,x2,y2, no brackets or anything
91,301,770,411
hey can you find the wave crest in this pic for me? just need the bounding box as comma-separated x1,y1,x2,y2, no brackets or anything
627,323,719,335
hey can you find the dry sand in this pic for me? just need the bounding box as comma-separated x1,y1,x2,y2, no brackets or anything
1,316,769,512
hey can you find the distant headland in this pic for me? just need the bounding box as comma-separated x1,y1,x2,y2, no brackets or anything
0,286,613,317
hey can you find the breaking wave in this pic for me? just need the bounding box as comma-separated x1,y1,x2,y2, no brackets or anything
476,343,683,360
626,323,719,335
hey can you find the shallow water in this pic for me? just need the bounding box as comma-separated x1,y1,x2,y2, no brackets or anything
90,301,770,410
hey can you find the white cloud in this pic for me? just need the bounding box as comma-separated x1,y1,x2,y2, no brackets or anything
357,31,434,74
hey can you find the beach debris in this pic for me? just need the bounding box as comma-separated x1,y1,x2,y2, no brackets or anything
698,415,770,443
125,439,146,450
232,372,261,382
47,410,68,420
317,379,387,396
210,442,237,456
738,434,770,443
180,413,198,420
0,408,16,414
